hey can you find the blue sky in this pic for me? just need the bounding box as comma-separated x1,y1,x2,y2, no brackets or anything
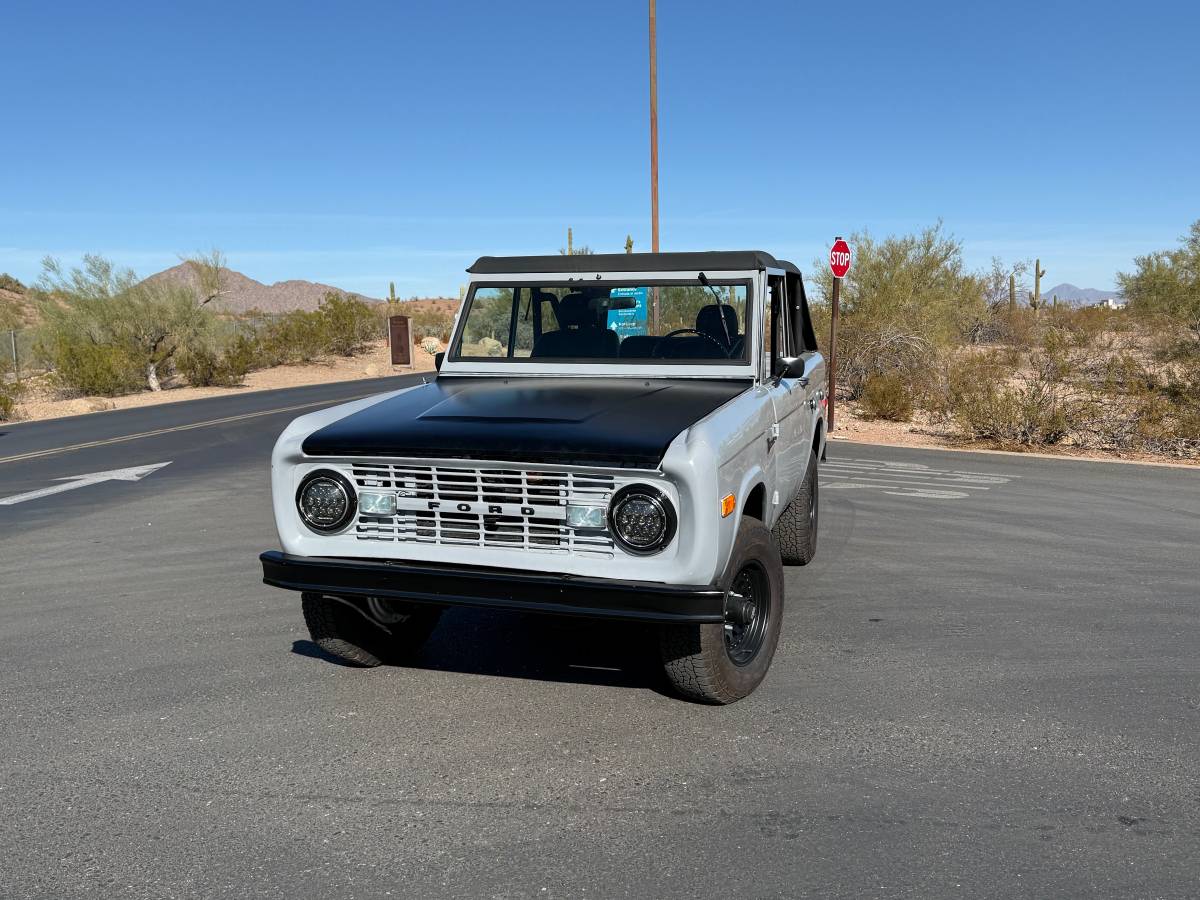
2,0,1196,296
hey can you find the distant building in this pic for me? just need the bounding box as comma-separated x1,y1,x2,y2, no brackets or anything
1101,297,1127,310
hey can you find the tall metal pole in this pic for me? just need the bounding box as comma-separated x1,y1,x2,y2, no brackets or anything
827,237,842,431
649,0,661,329
649,0,659,253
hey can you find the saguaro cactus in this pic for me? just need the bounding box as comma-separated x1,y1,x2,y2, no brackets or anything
1030,258,1046,310
1009,273,1017,311
388,281,397,303
625,234,634,254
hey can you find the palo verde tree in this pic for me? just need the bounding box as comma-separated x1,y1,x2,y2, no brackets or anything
34,250,228,393
1118,219,1200,343
807,222,987,398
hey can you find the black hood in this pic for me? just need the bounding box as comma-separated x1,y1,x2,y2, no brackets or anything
302,377,751,468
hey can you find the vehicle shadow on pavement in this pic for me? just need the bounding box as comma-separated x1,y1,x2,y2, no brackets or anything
292,607,673,695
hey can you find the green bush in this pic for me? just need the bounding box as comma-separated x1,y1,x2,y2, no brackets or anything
405,306,455,343
927,350,1074,448
177,333,260,387
0,379,20,420
859,372,914,421
259,310,326,365
319,292,381,356
42,336,146,397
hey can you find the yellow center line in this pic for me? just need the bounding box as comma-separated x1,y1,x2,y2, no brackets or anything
0,394,377,465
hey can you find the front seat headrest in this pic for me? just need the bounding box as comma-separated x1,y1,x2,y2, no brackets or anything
555,293,592,329
696,304,739,345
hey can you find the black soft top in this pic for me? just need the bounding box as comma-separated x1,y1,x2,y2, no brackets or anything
467,250,801,276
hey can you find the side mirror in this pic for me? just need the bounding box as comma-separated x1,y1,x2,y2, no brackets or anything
775,356,808,383
434,351,445,371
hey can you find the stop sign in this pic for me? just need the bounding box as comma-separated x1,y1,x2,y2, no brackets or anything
829,239,852,278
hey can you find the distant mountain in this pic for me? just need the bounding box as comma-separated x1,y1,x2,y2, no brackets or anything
147,263,381,314
1039,283,1120,307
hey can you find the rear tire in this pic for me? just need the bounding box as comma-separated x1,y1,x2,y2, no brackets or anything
659,519,785,704
301,593,442,667
773,449,819,565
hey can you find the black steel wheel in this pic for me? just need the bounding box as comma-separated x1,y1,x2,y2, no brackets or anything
659,518,785,704
724,562,772,665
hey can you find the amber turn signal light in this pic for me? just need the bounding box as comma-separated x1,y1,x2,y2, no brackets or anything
720,494,736,518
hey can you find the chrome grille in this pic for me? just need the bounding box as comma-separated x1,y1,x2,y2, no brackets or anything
349,463,619,556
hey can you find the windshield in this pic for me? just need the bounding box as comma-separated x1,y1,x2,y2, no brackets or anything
451,281,751,363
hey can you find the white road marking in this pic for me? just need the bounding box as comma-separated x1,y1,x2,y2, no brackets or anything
0,392,381,466
822,468,1001,487
822,473,990,491
820,457,1018,501
0,462,171,506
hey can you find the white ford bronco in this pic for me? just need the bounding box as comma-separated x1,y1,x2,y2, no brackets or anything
261,251,826,703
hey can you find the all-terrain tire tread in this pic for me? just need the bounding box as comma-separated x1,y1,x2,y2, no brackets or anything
659,520,785,705
302,594,386,667
773,449,818,566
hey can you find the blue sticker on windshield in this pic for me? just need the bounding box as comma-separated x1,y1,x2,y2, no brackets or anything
606,286,649,338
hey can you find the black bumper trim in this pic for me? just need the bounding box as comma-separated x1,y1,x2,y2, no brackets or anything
260,551,725,624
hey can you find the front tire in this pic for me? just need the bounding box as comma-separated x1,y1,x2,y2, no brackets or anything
773,449,819,565
301,593,442,667
659,519,785,704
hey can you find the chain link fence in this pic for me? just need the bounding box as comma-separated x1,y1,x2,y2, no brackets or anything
2,327,39,382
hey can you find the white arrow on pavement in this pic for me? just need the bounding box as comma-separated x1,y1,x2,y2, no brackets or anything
0,462,172,506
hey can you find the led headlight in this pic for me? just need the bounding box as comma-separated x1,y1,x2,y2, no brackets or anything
296,470,356,534
608,484,676,555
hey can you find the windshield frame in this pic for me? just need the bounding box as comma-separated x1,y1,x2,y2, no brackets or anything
442,269,760,379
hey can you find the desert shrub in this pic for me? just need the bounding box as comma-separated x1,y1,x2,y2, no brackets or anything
1119,220,1200,342
0,379,21,420
319,292,380,356
41,336,146,396
419,337,441,357
0,273,24,293
259,310,326,365
859,372,913,421
834,320,935,400
177,333,259,387
1079,355,1200,456
927,350,1075,448
408,307,455,343
809,223,988,348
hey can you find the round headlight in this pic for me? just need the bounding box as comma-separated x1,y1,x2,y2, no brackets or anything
296,470,356,534
608,484,676,555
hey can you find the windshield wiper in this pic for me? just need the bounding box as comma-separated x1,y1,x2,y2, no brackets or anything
697,271,733,348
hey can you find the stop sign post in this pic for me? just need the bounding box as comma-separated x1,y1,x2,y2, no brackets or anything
827,237,851,431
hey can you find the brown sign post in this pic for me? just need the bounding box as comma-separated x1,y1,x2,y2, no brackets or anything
827,237,852,431
388,315,412,367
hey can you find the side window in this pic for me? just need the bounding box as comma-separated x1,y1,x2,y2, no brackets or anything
788,272,815,352
766,275,796,375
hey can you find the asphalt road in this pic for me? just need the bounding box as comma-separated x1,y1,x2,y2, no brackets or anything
1,380,1198,899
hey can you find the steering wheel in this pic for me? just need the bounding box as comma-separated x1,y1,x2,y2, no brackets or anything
652,328,732,359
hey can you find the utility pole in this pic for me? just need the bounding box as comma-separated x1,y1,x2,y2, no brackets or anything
648,0,661,329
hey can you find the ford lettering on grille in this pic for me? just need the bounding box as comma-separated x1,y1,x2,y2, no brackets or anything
394,496,568,520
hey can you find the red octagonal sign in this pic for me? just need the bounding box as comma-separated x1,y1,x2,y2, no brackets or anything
829,239,852,278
